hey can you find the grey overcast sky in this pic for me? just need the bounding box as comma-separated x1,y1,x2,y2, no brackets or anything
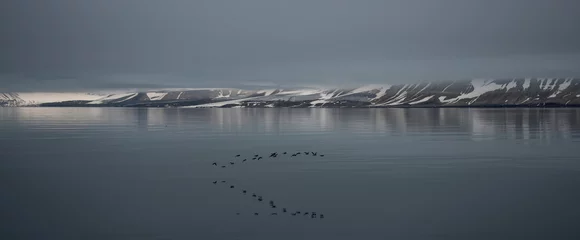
1,0,580,91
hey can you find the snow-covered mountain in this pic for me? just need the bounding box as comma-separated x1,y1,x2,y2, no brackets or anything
2,78,580,107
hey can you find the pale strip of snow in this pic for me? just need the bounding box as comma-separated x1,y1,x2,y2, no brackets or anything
548,79,572,98
523,78,531,90
348,84,390,95
276,89,322,96
384,93,408,106
372,85,391,100
182,97,259,108
146,92,168,101
379,85,409,105
12,92,106,105
541,78,556,90
237,90,242,94
468,96,480,105
504,79,517,90
439,96,455,103
310,90,337,106
88,93,136,104
441,81,455,92
408,96,434,105
309,99,328,106
257,89,277,96
439,79,507,104
264,103,275,108
391,84,409,98
176,92,183,100
411,83,431,97
454,79,504,101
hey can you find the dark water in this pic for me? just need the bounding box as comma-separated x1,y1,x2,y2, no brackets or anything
1,108,580,240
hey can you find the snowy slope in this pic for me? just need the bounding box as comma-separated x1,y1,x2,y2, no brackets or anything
2,78,580,107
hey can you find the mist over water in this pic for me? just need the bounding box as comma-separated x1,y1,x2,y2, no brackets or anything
1,108,580,239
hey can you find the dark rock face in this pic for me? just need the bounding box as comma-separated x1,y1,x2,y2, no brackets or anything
2,78,580,107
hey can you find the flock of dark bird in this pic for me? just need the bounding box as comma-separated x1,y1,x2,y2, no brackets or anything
211,151,326,219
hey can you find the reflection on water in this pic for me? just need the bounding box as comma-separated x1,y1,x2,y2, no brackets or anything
3,108,580,141
1,108,580,239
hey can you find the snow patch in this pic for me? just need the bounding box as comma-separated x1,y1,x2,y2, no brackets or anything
88,93,137,104
146,92,167,101
182,97,259,108
257,89,277,96
409,96,434,105
503,80,517,91
548,79,572,98
215,89,232,98
442,81,455,92
523,78,531,90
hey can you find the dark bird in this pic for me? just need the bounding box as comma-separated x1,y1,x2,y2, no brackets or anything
235,155,241,157
283,152,287,154
254,213,259,216
258,197,263,201
269,153,277,157
212,181,217,184
304,152,309,155
283,208,287,213
221,180,226,183
242,159,247,162
291,154,296,157
296,211,301,214
212,162,217,166
229,162,235,165
271,213,278,216
304,212,309,216
258,157,262,160
271,205,276,208
269,200,274,205
311,213,316,218
296,152,301,155
291,213,296,216
243,190,247,194
320,155,325,157
230,185,234,189
311,152,317,156
252,157,257,160
320,214,324,219
221,165,226,168
254,154,259,157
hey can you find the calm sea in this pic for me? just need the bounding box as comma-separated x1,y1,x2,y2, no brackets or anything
1,108,580,240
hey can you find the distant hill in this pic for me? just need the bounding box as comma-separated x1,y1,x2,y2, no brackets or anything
2,78,580,108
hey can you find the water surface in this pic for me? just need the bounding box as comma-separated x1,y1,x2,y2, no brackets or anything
1,108,580,240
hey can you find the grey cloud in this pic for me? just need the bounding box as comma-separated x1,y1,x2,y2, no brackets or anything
1,0,580,91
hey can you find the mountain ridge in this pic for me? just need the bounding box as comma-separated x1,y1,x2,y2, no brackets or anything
2,78,580,108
